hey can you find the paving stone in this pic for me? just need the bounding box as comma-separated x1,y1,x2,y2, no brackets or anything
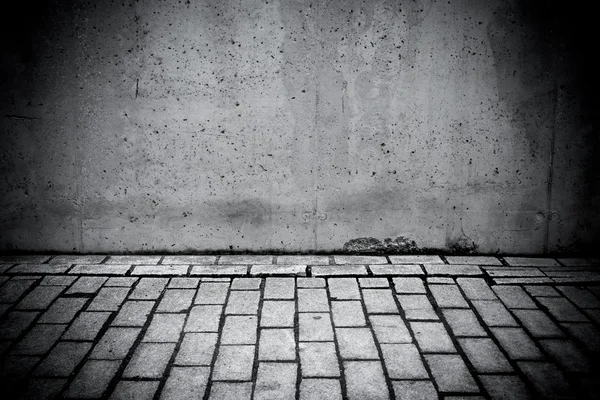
143,313,185,342
298,288,329,312
65,360,121,398
388,255,443,264
380,343,428,379
328,278,360,300
10,264,71,274
261,301,295,327
128,278,168,300
424,264,483,276
410,322,455,353
212,345,255,381
161,366,210,400
504,257,560,267
112,301,154,327
344,361,389,400
225,290,260,314
34,342,92,377
19,378,67,400
471,300,518,326
230,277,261,290
67,276,108,294
331,301,366,327
0,311,38,339
299,342,339,377
254,362,297,400
427,277,454,284
69,264,131,275
424,354,478,393
132,265,188,275
16,285,64,310
123,343,176,378
300,379,342,400
0,255,50,264
524,285,560,297
536,296,589,322
512,309,564,337
479,375,531,400
167,277,200,289
156,289,195,312
90,327,140,359
175,332,218,366
393,277,425,294
39,297,87,324
336,328,379,359
442,309,487,337
264,277,295,299
185,305,222,332
209,382,253,400
358,277,389,288
455,278,496,300
63,312,111,341
106,256,161,265
485,267,545,277
561,323,600,352
40,276,77,286
583,308,600,324
397,295,438,320
13,324,66,355
221,315,257,344
0,355,40,377
219,255,273,264
87,287,130,311
191,265,248,276
194,282,230,304
539,339,590,373
491,327,543,360
493,286,537,309
299,313,333,341
370,264,424,276
556,286,600,308
0,280,36,303
278,255,330,265
494,277,553,284
312,265,368,276
334,255,387,264
251,264,307,276
392,381,437,400
369,314,412,343
297,277,325,288
50,255,106,264
429,284,469,308
109,381,159,400
259,328,296,360
517,361,572,399
558,258,599,266
362,289,398,313
446,256,502,265
162,255,216,264
104,277,138,287
458,338,512,373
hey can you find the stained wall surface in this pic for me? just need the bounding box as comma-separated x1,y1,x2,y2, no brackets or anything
1,0,598,253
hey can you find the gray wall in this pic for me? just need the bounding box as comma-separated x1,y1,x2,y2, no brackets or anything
1,0,598,254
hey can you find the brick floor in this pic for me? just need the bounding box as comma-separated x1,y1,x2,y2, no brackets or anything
0,254,598,399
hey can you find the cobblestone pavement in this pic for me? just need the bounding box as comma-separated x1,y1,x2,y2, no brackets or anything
1,255,599,399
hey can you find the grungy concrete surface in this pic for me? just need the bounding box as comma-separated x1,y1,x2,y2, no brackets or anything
0,0,598,254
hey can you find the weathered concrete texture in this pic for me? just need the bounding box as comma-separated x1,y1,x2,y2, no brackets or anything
0,0,598,253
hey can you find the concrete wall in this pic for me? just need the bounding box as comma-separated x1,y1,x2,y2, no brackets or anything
1,0,598,254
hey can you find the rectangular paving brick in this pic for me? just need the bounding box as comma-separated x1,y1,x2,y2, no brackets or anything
442,309,487,337
358,278,389,288
493,277,553,285
410,321,455,353
362,289,398,313
471,300,518,327
331,301,366,327
261,300,295,327
393,277,425,294
50,255,106,264
161,366,210,399
380,343,428,379
336,328,379,359
277,255,330,265
40,276,77,286
106,255,161,265
561,323,600,352
0,311,38,339
328,278,360,300
424,354,478,393
34,341,92,377
536,296,589,322
251,264,306,276
209,382,253,400
212,345,255,381
446,256,502,265
424,264,483,276
300,379,342,400
185,305,223,332
62,312,111,341
312,265,368,276
344,361,389,400
517,361,572,399
168,277,200,289
429,284,469,308
39,298,87,324
479,375,531,400
64,360,120,398
66,276,108,294
110,381,159,400
191,265,248,276
230,277,261,290
369,264,424,276
254,362,297,400
123,342,175,378
504,257,560,267
10,264,71,274
298,288,329,312
388,255,443,264
87,287,130,311
13,324,67,355
392,381,437,400
221,315,257,344
334,255,387,264
131,264,188,275
458,338,513,373
398,295,438,320
258,328,296,360
299,313,334,341
491,327,543,360
486,267,545,277
16,285,64,310
90,327,140,359
0,279,36,303
104,277,138,287
299,342,340,377
175,332,218,365
264,277,295,299
112,301,154,327
492,286,537,309
512,309,564,337
225,290,260,314
156,289,195,312
369,314,412,343
539,339,590,373
297,277,326,288
69,264,131,275
524,285,561,297
194,282,230,304
162,255,216,264
456,277,497,300
142,313,185,342
219,255,273,264
556,286,600,309
128,278,168,300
